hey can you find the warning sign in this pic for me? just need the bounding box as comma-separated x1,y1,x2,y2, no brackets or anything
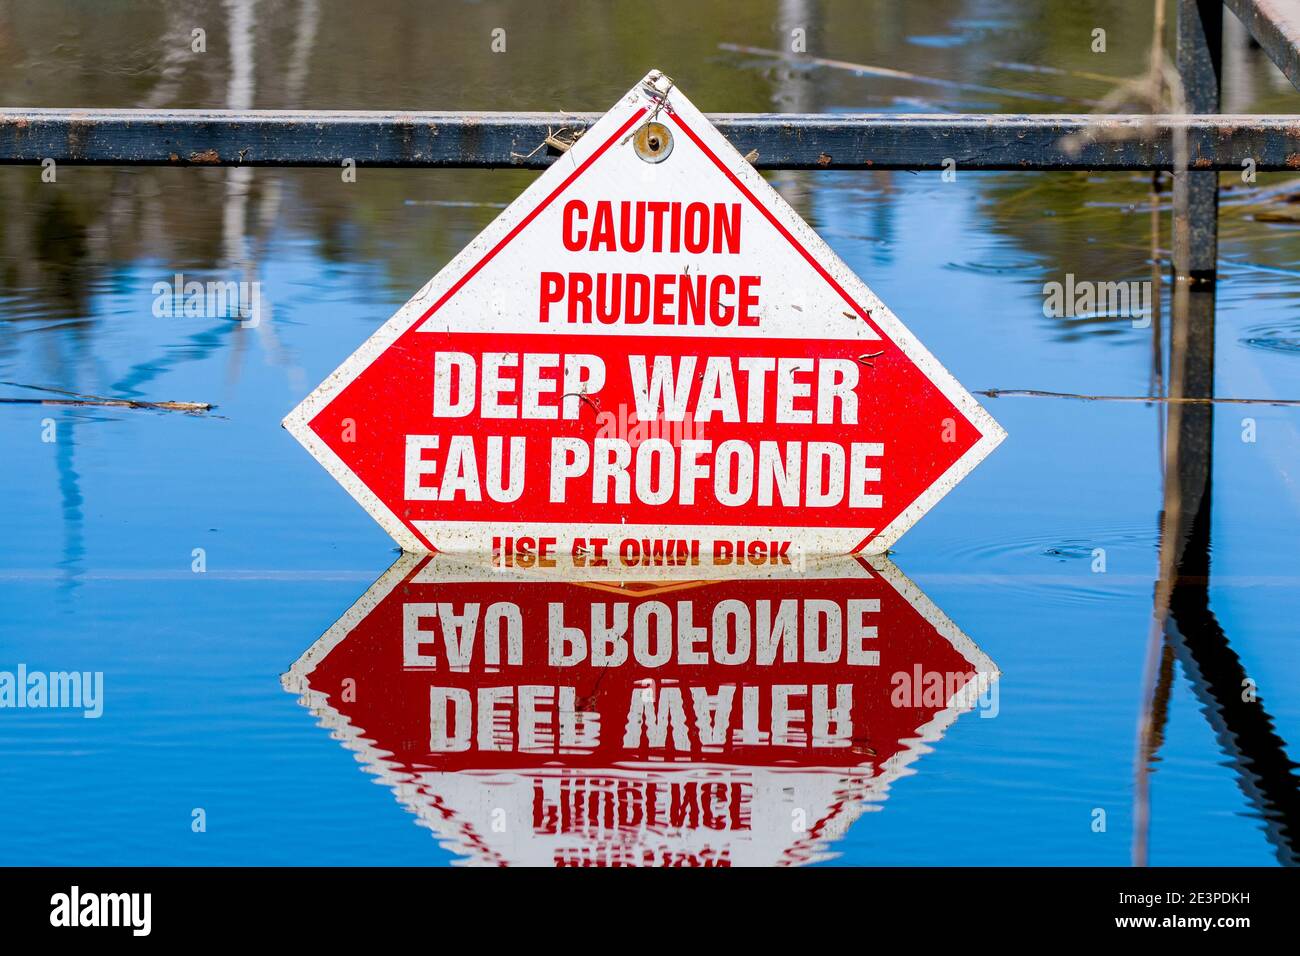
284,70,1004,554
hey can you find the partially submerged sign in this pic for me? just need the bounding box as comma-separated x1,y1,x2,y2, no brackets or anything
283,551,997,866
284,70,1004,554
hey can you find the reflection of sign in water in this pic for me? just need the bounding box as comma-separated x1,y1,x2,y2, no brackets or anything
282,68,1004,556
284,554,996,866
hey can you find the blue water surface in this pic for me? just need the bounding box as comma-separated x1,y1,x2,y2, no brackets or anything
2,0,1298,866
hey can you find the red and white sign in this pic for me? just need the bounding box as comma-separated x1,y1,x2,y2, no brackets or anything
283,70,1005,554
283,551,997,866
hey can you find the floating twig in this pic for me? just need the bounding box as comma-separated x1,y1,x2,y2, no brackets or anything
719,42,1097,106
0,381,214,413
979,387,1300,407
991,60,1124,85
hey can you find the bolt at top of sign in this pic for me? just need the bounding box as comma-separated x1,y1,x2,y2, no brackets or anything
283,69,1005,555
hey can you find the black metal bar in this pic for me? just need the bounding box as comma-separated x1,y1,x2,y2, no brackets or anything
1,110,1300,170
1166,571,1300,867
1224,0,1300,94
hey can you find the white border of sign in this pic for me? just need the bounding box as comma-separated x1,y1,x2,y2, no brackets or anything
283,70,1005,555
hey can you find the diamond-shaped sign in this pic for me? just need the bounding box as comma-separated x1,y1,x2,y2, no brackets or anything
284,70,1004,554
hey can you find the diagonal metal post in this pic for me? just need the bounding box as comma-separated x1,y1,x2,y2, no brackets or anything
1222,0,1300,94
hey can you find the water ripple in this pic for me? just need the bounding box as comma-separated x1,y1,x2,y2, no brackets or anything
1241,322,1300,355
